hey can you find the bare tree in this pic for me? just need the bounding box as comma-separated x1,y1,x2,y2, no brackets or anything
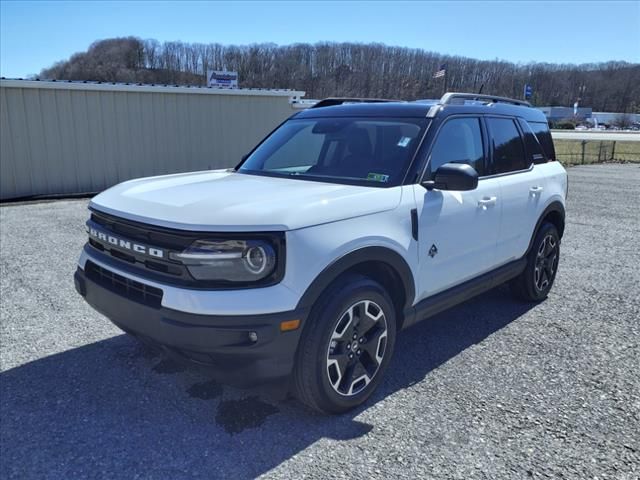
38,38,640,112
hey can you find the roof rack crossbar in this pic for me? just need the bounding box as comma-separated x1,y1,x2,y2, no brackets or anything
310,97,401,109
440,92,531,107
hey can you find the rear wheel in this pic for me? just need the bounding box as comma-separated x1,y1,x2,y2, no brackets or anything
293,274,396,414
511,222,560,301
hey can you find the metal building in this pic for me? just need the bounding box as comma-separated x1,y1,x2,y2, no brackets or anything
0,79,305,200
537,106,593,121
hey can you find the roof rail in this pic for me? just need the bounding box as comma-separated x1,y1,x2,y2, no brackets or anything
440,92,531,107
310,97,402,109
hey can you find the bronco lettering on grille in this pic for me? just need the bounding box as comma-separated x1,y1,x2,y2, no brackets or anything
87,225,165,259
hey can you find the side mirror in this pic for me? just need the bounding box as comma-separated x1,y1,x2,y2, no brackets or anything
422,163,479,191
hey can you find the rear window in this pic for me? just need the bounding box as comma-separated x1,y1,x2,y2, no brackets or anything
528,121,556,161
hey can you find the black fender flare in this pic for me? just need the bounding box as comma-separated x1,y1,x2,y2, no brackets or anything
527,201,566,254
295,246,415,314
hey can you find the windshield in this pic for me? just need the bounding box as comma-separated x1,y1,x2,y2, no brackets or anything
238,117,428,186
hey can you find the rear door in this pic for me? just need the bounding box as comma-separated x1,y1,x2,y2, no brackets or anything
414,116,502,301
486,116,547,265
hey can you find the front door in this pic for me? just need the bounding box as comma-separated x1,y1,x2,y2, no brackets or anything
414,116,501,302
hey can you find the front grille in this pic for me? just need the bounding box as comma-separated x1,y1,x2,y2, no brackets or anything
91,211,197,249
88,208,286,289
88,212,193,283
85,261,163,308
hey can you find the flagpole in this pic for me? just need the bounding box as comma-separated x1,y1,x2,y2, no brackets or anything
433,64,447,95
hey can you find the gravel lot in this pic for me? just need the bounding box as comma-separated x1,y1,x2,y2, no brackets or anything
1,164,639,479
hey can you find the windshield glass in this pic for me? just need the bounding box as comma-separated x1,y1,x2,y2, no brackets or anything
238,117,428,186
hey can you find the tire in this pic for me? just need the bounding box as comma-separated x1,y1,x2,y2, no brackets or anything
292,274,397,414
511,222,560,302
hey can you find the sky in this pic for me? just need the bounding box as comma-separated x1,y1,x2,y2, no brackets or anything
1,0,639,78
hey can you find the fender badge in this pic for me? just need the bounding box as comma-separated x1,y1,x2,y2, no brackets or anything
428,244,438,258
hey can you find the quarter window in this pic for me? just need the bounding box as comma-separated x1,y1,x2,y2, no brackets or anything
528,121,556,162
487,117,528,174
428,117,485,177
518,119,547,165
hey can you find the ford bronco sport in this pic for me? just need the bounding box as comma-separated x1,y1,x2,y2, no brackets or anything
75,92,567,413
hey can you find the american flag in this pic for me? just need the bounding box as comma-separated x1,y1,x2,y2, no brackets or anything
433,64,447,78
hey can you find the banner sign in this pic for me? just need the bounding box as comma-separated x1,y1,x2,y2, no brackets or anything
207,71,238,88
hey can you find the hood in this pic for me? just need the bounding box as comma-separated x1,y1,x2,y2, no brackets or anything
90,170,402,232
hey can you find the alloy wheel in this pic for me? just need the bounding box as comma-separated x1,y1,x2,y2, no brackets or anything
534,234,559,292
326,300,388,396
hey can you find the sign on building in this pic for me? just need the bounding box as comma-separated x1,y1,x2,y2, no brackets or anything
207,70,239,88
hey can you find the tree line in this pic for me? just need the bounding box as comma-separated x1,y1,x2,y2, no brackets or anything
39,37,640,113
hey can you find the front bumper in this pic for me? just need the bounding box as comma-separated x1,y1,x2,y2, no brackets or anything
74,264,307,387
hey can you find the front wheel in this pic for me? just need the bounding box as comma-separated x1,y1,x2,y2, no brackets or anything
511,222,560,301
292,274,397,414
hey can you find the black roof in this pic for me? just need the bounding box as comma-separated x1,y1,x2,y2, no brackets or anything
296,102,432,119
295,93,547,123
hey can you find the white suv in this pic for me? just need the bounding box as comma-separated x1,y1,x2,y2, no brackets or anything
75,93,567,413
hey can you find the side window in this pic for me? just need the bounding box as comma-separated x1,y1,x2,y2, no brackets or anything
487,117,528,174
518,119,547,165
428,117,484,177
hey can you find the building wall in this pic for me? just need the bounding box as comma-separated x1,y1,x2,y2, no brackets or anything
0,80,304,200
591,112,640,125
537,106,592,121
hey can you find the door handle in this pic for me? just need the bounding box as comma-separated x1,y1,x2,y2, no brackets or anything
478,196,497,209
529,186,544,195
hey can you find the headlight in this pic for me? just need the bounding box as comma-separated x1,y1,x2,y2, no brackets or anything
169,239,277,282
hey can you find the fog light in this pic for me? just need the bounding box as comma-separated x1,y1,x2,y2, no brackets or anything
248,331,258,343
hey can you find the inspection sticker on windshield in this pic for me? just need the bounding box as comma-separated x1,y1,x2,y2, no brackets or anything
367,173,389,183
397,136,412,147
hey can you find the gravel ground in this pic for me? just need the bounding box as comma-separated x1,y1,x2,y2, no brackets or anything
1,164,639,479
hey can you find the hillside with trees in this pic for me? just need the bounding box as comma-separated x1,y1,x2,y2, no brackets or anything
38,37,640,112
